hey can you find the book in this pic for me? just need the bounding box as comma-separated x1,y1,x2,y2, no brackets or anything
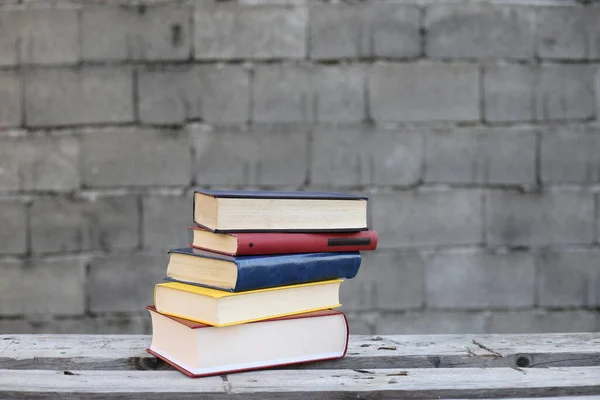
147,306,349,378
193,189,368,232
190,226,378,256
165,247,361,292
154,279,343,327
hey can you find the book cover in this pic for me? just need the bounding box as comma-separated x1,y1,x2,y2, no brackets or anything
194,189,368,200
167,247,361,292
190,226,378,256
146,306,349,378
154,279,343,326
193,189,369,233
146,305,345,328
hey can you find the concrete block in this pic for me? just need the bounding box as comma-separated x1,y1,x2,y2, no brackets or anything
25,67,134,127
0,8,80,66
340,251,425,311
19,8,79,65
191,126,308,186
369,63,479,122
424,127,536,185
143,195,191,251
0,10,20,66
21,136,79,191
370,3,421,58
0,260,23,316
31,197,81,254
22,256,86,316
195,4,306,59
375,311,490,334
541,126,600,183
537,249,600,307
309,4,365,59
31,195,139,254
252,65,364,123
427,249,535,309
343,314,375,335
0,319,30,334
82,4,192,61
0,136,79,191
309,3,420,59
88,253,167,313
371,190,482,248
138,65,250,125
0,201,27,255
81,196,140,252
486,190,595,246
252,65,310,123
597,68,600,119
0,139,21,190
589,6,600,59
487,310,599,333
139,66,188,125
0,70,21,127
311,66,365,123
425,4,534,59
81,128,191,187
484,64,534,122
311,127,422,186
535,65,595,121
536,7,586,59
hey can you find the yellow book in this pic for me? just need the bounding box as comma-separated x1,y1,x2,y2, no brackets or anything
154,279,343,327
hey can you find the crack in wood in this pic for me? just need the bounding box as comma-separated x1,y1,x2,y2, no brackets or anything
0,340,15,355
386,371,409,376
353,369,374,374
511,367,528,375
466,346,477,358
472,340,502,358
428,356,441,368
220,375,232,394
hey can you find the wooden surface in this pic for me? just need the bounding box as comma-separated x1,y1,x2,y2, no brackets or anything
1,333,599,399
2,333,599,370
2,367,600,399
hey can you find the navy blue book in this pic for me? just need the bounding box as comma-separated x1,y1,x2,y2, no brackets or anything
164,247,362,292
193,189,369,233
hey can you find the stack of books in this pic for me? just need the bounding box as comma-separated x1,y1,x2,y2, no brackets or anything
146,189,377,378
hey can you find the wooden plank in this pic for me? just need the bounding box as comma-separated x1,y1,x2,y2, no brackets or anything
1,367,600,399
1,333,599,371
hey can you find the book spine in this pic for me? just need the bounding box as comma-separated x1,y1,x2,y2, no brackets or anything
234,231,377,255
234,252,361,292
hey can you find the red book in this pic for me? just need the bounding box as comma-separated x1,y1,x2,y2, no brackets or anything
146,306,349,378
190,226,378,256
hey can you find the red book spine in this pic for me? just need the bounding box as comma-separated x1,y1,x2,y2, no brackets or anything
232,231,377,255
191,230,378,255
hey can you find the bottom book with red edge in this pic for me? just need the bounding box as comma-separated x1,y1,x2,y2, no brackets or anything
146,306,349,378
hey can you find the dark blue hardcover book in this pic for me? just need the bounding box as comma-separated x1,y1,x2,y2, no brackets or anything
164,247,362,292
195,189,369,200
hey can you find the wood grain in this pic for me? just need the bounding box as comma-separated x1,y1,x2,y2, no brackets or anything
1,367,599,399
1,333,599,371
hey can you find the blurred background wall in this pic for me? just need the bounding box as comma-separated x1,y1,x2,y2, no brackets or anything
0,0,599,335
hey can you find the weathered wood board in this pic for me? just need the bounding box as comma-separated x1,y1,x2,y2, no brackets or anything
1,333,599,371
1,367,600,399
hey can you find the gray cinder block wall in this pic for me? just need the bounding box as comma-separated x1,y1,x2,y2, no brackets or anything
0,0,599,335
